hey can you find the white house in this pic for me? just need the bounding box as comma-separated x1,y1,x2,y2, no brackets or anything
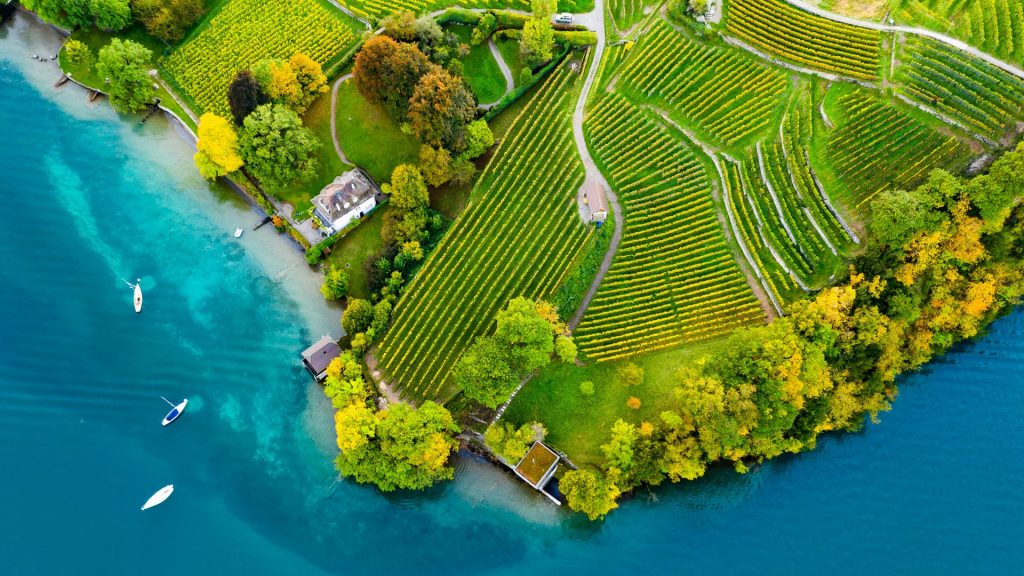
312,169,380,235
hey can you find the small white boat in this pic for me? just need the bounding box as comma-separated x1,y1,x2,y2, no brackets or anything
161,396,187,426
234,227,243,238
141,484,174,510
133,279,142,313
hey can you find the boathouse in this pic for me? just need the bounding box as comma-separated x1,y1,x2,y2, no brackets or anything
301,335,341,382
514,442,562,505
312,169,381,236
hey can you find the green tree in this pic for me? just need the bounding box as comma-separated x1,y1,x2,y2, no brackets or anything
531,0,557,17
495,296,556,373
384,164,430,211
519,17,554,68
409,68,477,153
320,265,350,301
95,39,155,112
470,13,497,45
579,380,595,396
448,156,477,186
462,119,495,160
63,39,94,70
342,298,375,335
561,469,620,520
555,335,577,363
227,70,269,125
91,0,132,30
238,104,320,191
419,145,452,187
870,188,946,248
381,9,417,41
616,362,644,387
133,0,205,42
453,336,516,408
334,401,461,491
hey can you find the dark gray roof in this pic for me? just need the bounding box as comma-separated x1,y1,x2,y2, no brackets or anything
312,170,378,223
301,335,341,375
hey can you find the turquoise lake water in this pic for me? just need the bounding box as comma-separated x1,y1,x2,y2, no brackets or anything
2,13,1023,575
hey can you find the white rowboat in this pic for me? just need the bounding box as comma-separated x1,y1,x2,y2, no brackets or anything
234,227,243,238
133,280,142,313
141,484,174,510
161,397,188,426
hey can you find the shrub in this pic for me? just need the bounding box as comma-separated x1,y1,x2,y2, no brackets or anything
617,362,644,387
579,380,595,396
626,396,641,410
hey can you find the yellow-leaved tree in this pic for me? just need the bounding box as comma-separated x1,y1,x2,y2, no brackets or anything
194,113,243,179
288,52,328,114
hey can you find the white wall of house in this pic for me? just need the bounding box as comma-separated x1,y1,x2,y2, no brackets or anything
328,196,377,234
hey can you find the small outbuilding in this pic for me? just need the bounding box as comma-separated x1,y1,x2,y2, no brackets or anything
583,181,608,223
514,442,562,505
301,335,341,382
312,169,381,236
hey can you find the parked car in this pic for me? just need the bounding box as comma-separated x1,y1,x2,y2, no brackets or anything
553,13,573,24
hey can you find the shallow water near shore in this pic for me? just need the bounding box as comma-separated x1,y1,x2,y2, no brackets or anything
2,12,1023,575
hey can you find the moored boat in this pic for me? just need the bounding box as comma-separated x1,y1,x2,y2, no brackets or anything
133,279,142,313
141,484,174,510
234,227,243,238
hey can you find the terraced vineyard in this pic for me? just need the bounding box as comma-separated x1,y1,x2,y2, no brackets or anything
164,0,360,115
825,88,969,209
892,0,1024,67
617,19,789,148
725,0,882,81
895,35,1024,141
608,0,657,32
375,65,590,402
574,94,765,361
338,0,602,21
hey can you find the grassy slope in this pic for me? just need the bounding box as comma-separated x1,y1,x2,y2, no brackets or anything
495,38,525,86
334,80,420,183
59,26,196,131
449,25,506,105
502,341,716,467
324,205,390,298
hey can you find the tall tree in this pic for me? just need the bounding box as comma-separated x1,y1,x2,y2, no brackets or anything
353,36,434,122
227,70,269,125
383,164,429,211
453,336,516,408
238,104,320,191
561,469,620,520
63,39,94,70
520,17,555,68
408,68,476,152
132,0,205,42
288,52,329,114
194,112,243,179
95,39,155,112
90,0,132,31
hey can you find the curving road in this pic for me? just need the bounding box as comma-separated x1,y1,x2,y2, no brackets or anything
779,0,1024,80
568,0,624,331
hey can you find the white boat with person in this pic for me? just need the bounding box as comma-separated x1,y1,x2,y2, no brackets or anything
141,484,174,510
234,227,243,238
161,397,187,426
123,278,142,313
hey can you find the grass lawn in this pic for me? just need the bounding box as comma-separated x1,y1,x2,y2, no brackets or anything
274,91,354,217
323,205,389,299
495,38,526,87
501,341,719,468
59,25,196,131
448,25,507,105
334,80,420,184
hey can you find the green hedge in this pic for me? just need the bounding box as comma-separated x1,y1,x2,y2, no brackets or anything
483,46,570,121
436,8,482,26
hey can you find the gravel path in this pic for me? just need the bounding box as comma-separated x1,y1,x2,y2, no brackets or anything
330,73,354,166
568,0,623,331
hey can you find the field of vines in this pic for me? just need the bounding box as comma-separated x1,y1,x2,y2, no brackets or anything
339,0,590,22
163,0,359,115
826,89,969,209
574,94,765,362
617,19,789,148
725,0,882,81
892,0,1024,67
896,35,1024,141
608,0,656,32
375,65,590,402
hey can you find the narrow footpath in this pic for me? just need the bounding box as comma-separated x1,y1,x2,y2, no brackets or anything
568,0,623,331
479,38,515,110
330,72,354,166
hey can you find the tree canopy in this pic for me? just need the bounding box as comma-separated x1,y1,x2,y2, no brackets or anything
334,401,461,491
408,68,477,153
520,17,555,68
133,0,205,42
95,39,155,112
194,113,243,179
354,36,434,122
237,103,320,191
227,70,269,125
